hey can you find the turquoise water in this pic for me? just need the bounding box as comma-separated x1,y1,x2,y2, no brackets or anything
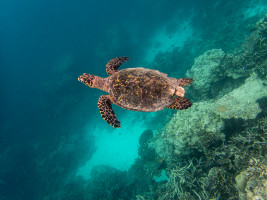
0,0,266,199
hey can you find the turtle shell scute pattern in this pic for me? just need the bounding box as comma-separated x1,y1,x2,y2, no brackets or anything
108,68,174,112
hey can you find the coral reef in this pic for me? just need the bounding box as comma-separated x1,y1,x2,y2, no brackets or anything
214,73,267,120
86,165,134,200
143,116,267,200
151,100,225,158
139,129,154,147
236,158,267,200
187,15,267,101
131,129,163,183
221,15,267,79
135,16,267,200
186,49,225,100
152,72,266,159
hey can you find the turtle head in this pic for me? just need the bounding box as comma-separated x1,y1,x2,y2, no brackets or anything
78,73,96,87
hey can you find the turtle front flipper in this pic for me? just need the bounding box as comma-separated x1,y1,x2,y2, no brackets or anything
106,57,129,76
98,95,121,128
166,97,192,110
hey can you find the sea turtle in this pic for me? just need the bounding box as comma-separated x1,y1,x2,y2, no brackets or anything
78,57,193,128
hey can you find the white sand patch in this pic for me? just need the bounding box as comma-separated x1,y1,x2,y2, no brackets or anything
143,19,193,64
76,111,150,179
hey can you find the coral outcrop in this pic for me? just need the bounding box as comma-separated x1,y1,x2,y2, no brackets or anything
186,49,225,100
186,16,266,101
214,73,267,120
152,73,266,158
236,158,267,200
152,100,225,158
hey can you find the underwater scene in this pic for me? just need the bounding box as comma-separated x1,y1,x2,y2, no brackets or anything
0,0,266,199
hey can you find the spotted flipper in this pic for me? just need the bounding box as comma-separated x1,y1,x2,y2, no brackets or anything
106,57,129,76
177,78,193,86
98,95,120,128
166,97,192,110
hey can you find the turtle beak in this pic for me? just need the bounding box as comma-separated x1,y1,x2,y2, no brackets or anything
78,74,85,83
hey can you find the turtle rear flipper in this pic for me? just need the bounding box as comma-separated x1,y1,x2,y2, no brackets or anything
166,97,192,110
177,78,193,86
106,57,129,76
98,95,121,128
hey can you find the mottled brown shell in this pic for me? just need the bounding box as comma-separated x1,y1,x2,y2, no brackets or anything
108,68,174,112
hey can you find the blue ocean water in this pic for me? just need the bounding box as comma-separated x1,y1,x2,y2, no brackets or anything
0,0,266,199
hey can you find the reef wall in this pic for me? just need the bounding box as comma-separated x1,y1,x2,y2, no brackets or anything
135,16,267,200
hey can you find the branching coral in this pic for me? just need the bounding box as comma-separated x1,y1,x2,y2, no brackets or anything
156,159,200,200
144,113,266,200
